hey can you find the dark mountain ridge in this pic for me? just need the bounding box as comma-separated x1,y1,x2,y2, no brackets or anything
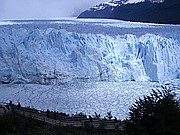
78,0,180,24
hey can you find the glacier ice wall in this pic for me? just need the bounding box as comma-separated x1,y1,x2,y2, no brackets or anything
0,20,180,84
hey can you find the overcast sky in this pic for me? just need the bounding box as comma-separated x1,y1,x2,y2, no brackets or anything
0,0,108,20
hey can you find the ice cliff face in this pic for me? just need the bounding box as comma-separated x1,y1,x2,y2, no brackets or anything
0,19,180,84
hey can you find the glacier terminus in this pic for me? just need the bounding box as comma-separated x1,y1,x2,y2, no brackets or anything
0,19,180,84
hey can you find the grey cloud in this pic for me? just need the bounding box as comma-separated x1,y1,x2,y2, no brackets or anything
0,0,108,20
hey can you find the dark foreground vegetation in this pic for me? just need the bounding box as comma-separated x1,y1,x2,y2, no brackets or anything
126,86,180,135
0,111,126,135
0,86,179,135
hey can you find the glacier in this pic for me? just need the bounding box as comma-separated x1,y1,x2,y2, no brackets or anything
0,19,180,84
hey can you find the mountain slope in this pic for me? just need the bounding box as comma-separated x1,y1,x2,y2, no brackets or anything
78,0,180,24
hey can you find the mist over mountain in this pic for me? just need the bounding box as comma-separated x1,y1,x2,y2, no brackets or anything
78,0,180,24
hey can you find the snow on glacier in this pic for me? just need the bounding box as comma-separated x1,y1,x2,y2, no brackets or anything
0,19,180,84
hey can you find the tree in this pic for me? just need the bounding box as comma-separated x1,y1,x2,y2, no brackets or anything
106,111,113,120
126,86,180,135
